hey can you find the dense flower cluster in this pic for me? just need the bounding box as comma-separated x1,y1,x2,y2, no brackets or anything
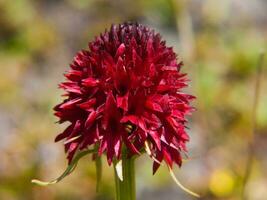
54,22,194,174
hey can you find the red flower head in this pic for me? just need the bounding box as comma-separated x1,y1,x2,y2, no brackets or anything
54,22,195,174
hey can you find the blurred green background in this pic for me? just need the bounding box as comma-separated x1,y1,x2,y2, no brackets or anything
0,0,267,199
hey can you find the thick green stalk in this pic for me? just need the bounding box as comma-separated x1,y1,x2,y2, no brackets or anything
114,153,136,200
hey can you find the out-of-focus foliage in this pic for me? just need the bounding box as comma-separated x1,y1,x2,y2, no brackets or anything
0,0,267,200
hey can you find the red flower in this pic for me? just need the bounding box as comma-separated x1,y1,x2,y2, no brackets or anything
54,22,195,174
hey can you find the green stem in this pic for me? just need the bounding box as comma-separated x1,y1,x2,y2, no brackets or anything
114,153,136,200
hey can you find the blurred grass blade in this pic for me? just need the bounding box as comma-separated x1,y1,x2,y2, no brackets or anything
242,51,265,199
95,155,102,192
31,149,95,186
168,167,200,198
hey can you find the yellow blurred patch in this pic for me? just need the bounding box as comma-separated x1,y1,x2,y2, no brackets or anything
209,169,234,197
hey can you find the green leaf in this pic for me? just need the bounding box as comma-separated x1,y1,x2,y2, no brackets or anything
31,148,95,186
168,167,200,198
115,160,123,181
